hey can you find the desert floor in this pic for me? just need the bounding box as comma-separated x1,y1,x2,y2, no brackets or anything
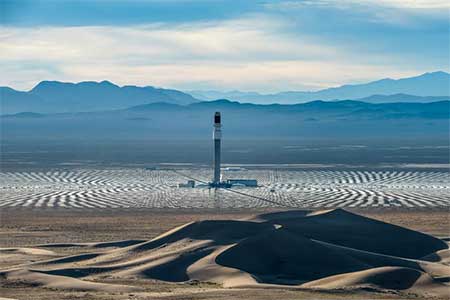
0,207,448,300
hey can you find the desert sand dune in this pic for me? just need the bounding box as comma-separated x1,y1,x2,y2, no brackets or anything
302,266,423,289
256,209,448,258
3,269,140,292
0,248,57,256
35,239,146,249
422,249,450,265
301,266,448,296
215,228,371,284
1,209,449,297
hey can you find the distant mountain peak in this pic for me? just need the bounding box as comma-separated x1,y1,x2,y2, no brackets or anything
31,80,120,91
4,80,200,114
396,71,449,81
31,80,66,90
210,99,238,104
201,99,242,106
188,71,450,104
424,70,448,75
4,71,449,114
99,80,116,86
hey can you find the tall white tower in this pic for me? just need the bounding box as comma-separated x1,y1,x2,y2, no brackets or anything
213,112,221,185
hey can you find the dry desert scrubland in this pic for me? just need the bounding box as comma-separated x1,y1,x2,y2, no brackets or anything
0,207,449,300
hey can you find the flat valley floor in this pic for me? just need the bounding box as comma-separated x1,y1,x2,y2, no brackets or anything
1,207,449,300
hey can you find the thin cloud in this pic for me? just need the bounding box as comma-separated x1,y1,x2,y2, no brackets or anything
0,17,351,91
0,10,447,91
267,0,450,10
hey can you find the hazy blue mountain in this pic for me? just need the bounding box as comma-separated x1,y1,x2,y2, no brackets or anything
2,112,46,118
2,72,448,114
0,86,46,113
2,99,448,142
1,80,199,114
189,72,450,103
354,94,450,104
188,90,263,101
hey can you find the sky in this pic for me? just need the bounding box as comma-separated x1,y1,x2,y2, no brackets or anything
0,0,449,92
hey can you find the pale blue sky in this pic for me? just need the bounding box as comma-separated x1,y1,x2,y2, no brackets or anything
1,0,449,92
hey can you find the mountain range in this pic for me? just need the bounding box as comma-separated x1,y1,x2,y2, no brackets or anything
2,99,448,141
189,71,450,104
0,71,449,114
0,80,198,114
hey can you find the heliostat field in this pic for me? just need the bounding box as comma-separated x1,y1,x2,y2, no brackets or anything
1,168,449,209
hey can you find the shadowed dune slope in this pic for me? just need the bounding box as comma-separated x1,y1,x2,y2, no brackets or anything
422,249,450,264
1,209,448,296
130,220,274,252
215,228,371,284
256,209,447,259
